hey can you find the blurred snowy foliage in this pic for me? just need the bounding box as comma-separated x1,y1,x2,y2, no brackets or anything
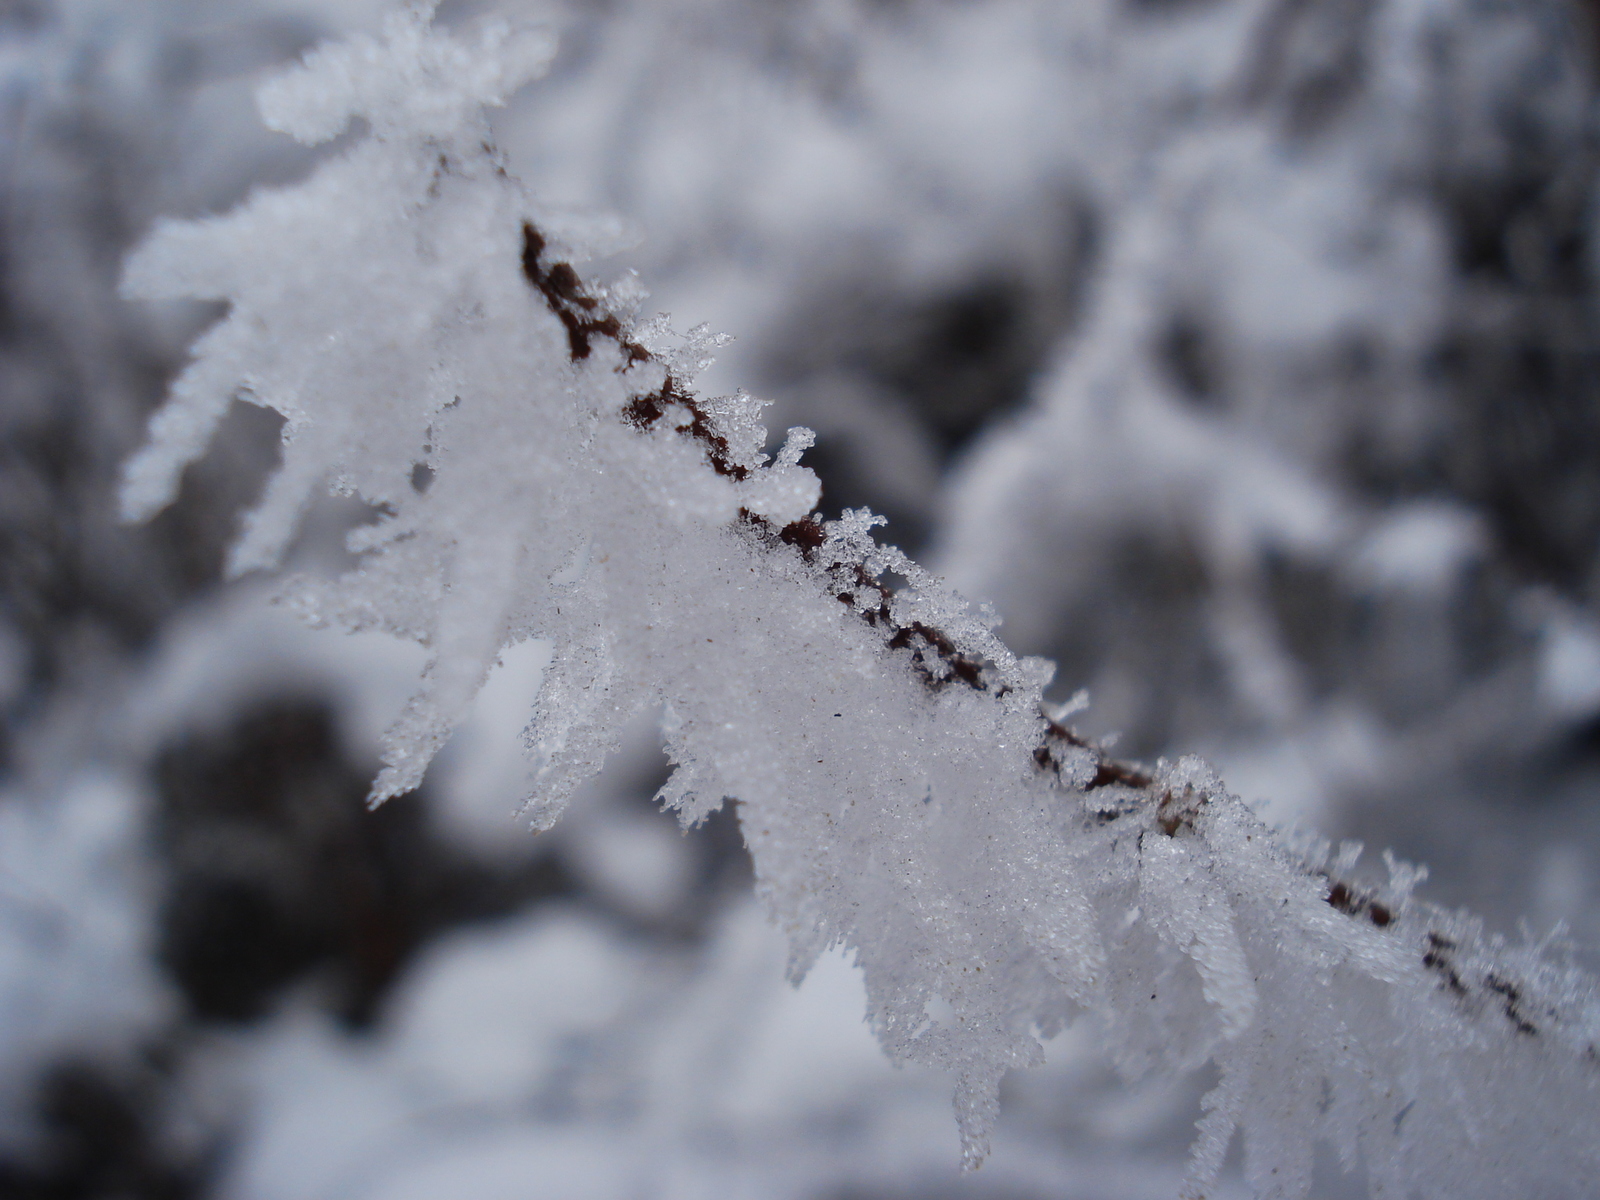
3,0,1600,1197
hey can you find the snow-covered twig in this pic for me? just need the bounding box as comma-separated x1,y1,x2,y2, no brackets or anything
120,6,1600,1194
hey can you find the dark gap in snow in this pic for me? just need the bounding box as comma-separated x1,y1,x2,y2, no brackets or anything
0,387,284,769
1157,313,1227,411
151,698,577,1028
1239,0,1376,138
0,1056,202,1200
752,201,1094,552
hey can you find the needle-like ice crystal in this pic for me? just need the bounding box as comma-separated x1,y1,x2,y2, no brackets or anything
121,5,1600,1193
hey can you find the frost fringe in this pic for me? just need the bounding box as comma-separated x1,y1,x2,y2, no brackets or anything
120,6,1600,1195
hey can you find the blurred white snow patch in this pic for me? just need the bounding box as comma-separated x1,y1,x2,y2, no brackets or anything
221,1015,414,1200
386,909,638,1108
1531,843,1590,931
642,902,895,1137
1203,706,1385,828
362,1127,630,1200
123,585,426,760
221,910,645,1200
566,806,694,922
1201,132,1446,350
714,933,900,1124
1177,410,1345,567
210,898,1207,1200
738,102,884,251
1349,501,1486,596
218,905,952,1200
1538,607,1600,718
0,773,172,1147
1209,151,1378,345
637,902,975,1196
865,0,1067,204
427,636,551,855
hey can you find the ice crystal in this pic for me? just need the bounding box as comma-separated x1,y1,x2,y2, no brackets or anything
121,6,1600,1193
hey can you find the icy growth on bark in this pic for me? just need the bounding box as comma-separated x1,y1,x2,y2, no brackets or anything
121,6,1600,1193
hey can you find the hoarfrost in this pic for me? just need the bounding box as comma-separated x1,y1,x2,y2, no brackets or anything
120,5,1600,1194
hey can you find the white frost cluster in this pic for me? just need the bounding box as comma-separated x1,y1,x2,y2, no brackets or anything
121,5,1600,1194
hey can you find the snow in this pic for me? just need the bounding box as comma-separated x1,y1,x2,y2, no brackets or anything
109,8,1600,1194
0,774,172,1149
0,0,1583,1194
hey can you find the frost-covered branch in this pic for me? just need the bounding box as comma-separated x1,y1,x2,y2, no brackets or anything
120,6,1600,1195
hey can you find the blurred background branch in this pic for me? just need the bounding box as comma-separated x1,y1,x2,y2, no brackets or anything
2,0,1599,1196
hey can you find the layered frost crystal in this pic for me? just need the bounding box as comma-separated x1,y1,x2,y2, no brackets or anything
121,5,1600,1195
